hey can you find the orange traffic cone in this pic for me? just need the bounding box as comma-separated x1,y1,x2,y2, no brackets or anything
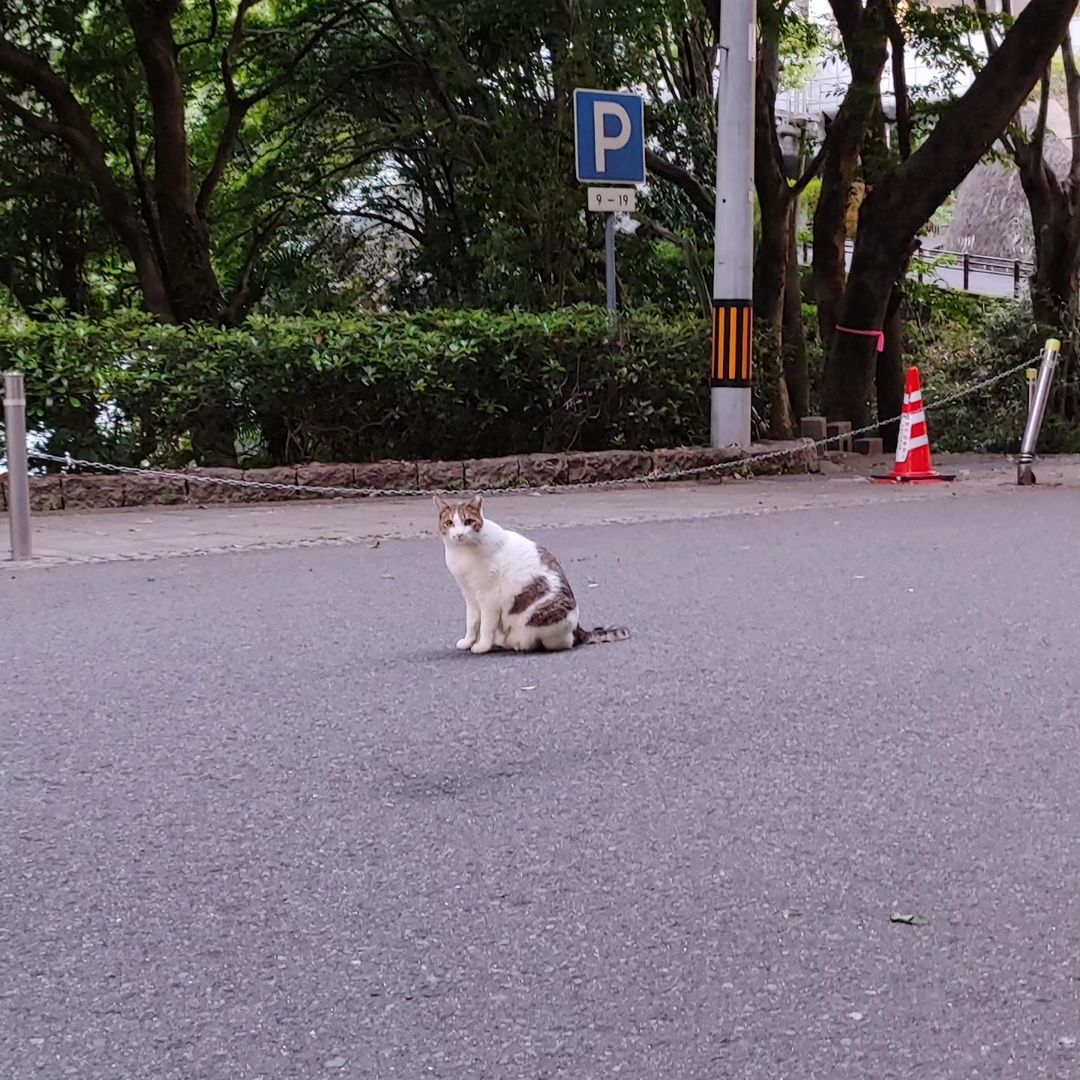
872,367,954,484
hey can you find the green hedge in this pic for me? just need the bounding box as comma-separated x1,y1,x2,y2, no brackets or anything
0,306,710,466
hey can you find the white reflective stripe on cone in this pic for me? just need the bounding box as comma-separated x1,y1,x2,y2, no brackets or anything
896,418,911,461
908,388,923,403
907,434,929,452
908,409,926,425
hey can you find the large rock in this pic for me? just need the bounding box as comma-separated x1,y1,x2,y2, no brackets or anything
463,456,520,489
743,438,819,475
239,466,300,502
29,476,62,511
651,446,743,479
517,454,568,486
186,467,246,504
418,460,465,490
123,473,188,506
353,460,418,491
61,475,125,509
296,463,355,499
565,450,653,483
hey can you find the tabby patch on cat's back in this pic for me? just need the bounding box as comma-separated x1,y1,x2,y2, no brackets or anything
434,494,630,655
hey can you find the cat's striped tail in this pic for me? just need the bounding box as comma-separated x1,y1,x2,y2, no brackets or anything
573,625,630,646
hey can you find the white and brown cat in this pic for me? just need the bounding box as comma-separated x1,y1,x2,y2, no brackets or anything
434,495,629,653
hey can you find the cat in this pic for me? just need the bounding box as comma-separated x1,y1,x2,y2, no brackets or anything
434,494,630,654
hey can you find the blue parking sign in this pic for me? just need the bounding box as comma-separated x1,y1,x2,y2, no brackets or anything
573,89,645,185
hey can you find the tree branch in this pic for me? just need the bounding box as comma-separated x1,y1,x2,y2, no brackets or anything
634,214,711,318
862,0,1079,262
793,133,828,194
828,0,868,47
883,3,913,161
196,0,262,217
0,255,41,316
1060,30,1080,181
0,36,173,319
224,202,291,322
177,0,221,53
973,0,1001,55
1032,64,1051,166
122,89,168,280
644,149,715,222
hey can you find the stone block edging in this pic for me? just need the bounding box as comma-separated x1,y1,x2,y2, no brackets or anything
2,440,817,513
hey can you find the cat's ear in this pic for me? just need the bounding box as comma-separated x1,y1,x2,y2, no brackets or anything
432,494,450,512
465,494,484,514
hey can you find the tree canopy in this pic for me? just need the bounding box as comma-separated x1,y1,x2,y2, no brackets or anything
1,0,1078,435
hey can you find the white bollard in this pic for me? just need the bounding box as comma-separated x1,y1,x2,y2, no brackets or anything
1017,339,1060,486
3,372,33,560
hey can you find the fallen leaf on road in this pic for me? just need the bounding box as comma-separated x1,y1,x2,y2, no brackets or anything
587,582,599,588
368,538,381,548
380,572,394,579
890,912,929,926
521,685,538,691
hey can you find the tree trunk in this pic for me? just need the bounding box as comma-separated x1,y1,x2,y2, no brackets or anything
752,27,794,438
126,1,225,324
783,202,811,420
813,0,889,353
0,37,176,322
1028,196,1080,417
875,284,907,451
823,0,1079,426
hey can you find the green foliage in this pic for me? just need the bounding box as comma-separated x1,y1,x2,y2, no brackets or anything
0,307,710,466
907,291,1079,454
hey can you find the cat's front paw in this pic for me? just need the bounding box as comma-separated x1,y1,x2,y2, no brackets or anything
455,637,475,650
470,641,493,654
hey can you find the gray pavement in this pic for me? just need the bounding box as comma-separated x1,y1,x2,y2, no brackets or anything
2,473,1079,1079
7,454,1080,568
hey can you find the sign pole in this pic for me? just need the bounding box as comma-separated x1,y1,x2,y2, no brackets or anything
710,0,755,448
604,212,617,311
573,89,644,314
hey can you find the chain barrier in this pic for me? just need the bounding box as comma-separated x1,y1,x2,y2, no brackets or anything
24,357,1037,500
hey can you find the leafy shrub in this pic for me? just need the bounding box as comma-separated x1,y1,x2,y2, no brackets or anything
908,294,1080,454
0,306,710,466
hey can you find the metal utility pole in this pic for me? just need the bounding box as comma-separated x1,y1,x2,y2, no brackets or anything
710,0,756,448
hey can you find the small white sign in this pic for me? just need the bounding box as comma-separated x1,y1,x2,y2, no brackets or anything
587,186,637,213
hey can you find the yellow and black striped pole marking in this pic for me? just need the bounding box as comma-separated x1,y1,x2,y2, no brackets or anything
711,300,753,387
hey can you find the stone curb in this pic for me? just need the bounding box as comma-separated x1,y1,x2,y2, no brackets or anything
2,441,818,513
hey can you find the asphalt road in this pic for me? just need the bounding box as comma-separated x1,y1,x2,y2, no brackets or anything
2,485,1078,1079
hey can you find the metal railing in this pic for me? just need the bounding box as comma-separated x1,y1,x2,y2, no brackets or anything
799,240,1035,300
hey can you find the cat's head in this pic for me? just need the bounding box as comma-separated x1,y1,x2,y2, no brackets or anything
433,494,485,544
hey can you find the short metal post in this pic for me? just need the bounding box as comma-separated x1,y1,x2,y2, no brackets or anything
1017,338,1060,486
1025,365,1038,417
962,253,970,291
1013,260,1021,298
3,371,33,560
604,211,617,312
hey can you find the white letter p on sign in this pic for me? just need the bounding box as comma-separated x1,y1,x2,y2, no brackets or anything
593,101,631,173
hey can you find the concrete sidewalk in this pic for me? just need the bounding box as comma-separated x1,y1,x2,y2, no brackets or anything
3,455,1078,568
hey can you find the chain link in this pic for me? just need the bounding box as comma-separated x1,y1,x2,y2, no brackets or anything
23,357,1037,499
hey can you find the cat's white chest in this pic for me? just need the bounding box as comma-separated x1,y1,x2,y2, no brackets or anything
445,546,498,589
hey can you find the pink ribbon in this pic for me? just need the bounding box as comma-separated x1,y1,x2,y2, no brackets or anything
836,325,885,352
